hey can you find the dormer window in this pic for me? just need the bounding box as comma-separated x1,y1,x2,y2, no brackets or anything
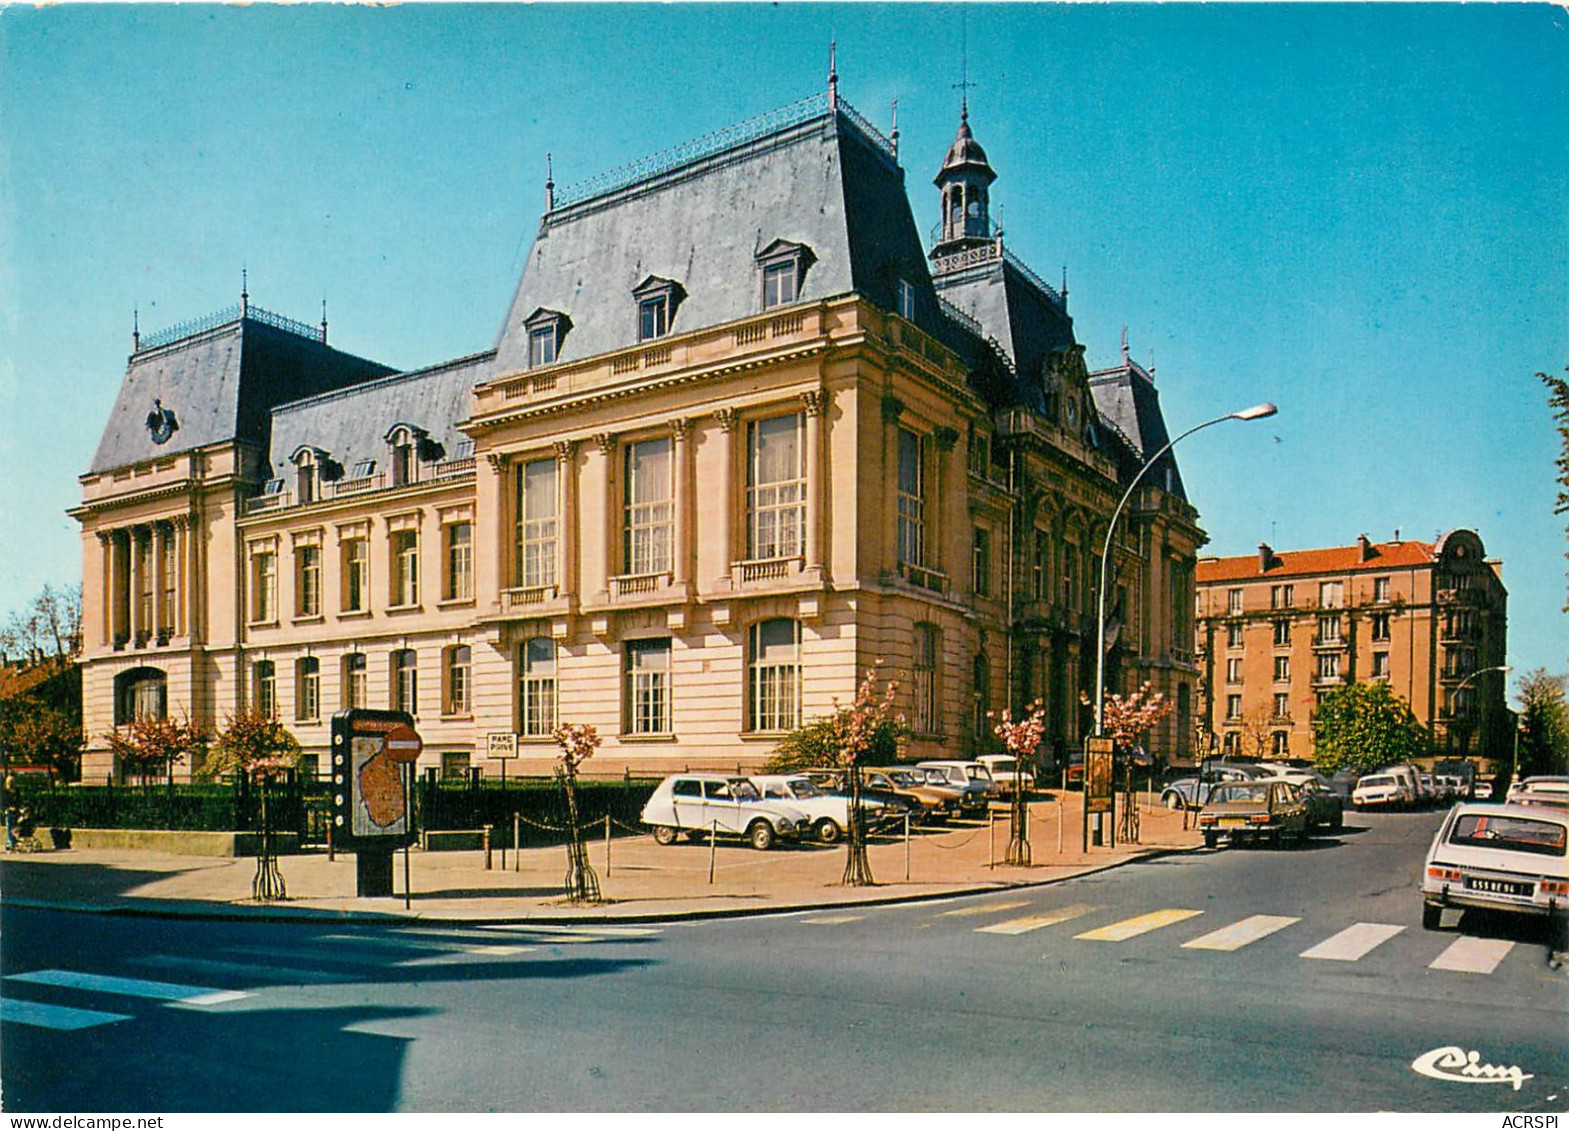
633,276,683,342
386,424,428,488
756,240,814,312
291,446,326,504
898,278,917,321
523,308,570,369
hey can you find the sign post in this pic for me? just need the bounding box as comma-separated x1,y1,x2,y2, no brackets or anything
1082,736,1115,851
487,732,519,866
330,710,422,898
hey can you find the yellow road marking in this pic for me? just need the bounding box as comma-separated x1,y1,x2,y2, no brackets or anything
940,900,1031,918
1075,909,1203,941
801,914,865,925
1182,914,1300,951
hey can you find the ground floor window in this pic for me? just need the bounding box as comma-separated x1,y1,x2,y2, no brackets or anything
626,638,672,735
518,637,558,737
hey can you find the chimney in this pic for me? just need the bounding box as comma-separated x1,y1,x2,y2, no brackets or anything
1258,543,1272,571
1357,533,1372,561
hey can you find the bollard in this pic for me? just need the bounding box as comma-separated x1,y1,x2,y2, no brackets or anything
483,825,493,871
327,816,334,863
709,820,717,884
904,811,911,882
605,813,612,879
989,809,996,869
513,812,521,871
1057,793,1064,855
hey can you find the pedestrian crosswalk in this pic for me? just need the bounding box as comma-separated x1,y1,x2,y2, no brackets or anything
1300,922,1405,962
0,924,663,1031
1182,914,1299,952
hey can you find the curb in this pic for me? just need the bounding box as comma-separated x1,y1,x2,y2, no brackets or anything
0,843,1205,926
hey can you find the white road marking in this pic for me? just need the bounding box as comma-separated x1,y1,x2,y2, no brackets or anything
477,924,661,938
800,915,865,925
1428,936,1515,974
0,997,132,1030
1182,915,1300,952
318,934,529,956
940,900,1032,918
1300,922,1405,962
1075,909,1204,942
132,955,343,985
5,969,250,1006
977,904,1100,935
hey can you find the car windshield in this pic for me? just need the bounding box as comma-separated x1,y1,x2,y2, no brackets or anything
967,767,993,782
1448,813,1567,857
787,780,823,799
921,769,951,784
1210,783,1269,804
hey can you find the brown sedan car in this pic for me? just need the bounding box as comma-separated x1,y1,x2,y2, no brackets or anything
1197,780,1309,849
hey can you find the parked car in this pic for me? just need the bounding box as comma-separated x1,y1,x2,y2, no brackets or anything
640,773,808,850
1505,777,1569,811
1160,765,1264,810
749,773,895,844
1197,779,1309,849
976,755,1036,796
1418,774,1439,807
1352,772,1412,810
917,761,997,811
1419,802,1569,934
863,767,958,824
1436,774,1469,802
1384,763,1425,808
1266,776,1344,833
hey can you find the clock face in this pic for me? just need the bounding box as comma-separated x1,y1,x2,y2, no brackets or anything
146,400,179,444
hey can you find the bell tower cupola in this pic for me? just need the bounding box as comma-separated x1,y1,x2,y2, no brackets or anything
931,101,998,257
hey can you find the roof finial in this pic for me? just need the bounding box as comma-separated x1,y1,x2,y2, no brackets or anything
545,152,555,213
890,98,899,160
959,8,971,121
132,307,140,353
828,39,838,109
320,297,329,344
1061,265,1069,305
241,266,249,316
1121,325,1129,362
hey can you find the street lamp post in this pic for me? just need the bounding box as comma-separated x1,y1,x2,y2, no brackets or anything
1449,663,1510,778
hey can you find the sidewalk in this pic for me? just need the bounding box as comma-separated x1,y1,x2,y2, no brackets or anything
0,791,1202,924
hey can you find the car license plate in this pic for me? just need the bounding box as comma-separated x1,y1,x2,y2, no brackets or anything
1464,876,1532,896
1220,817,1247,827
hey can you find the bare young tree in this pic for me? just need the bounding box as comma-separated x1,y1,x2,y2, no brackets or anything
1,583,83,665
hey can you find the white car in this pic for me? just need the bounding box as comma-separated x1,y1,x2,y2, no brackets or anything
1353,772,1411,809
976,755,1036,796
1420,802,1569,933
1505,776,1569,811
749,773,888,844
640,773,808,850
918,760,999,804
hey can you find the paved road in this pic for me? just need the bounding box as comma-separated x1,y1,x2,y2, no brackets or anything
3,809,1564,1111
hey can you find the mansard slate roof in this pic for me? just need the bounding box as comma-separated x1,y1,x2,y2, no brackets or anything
932,254,1076,410
89,312,395,475
1088,355,1187,502
266,351,493,480
490,98,948,373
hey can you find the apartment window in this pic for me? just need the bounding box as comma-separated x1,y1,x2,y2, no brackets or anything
389,429,416,488
625,638,671,735
1062,545,1078,611
972,654,991,741
1274,656,1290,682
762,260,797,309
515,458,559,588
746,414,805,560
896,429,925,568
1371,612,1391,642
624,438,673,575
1226,658,1243,684
1226,694,1242,720
1222,732,1240,756
1319,581,1343,608
897,278,917,321
518,637,558,737
638,295,669,341
1270,584,1294,609
1372,651,1390,679
391,529,420,607
296,544,321,618
442,751,471,781
1272,732,1290,757
343,653,367,710
392,649,418,714
1226,622,1243,649
913,623,939,735
254,660,277,719
1273,619,1291,646
1373,576,1391,603
1317,652,1341,681
1318,615,1340,644
250,549,277,624
444,522,473,601
1227,588,1243,615
444,645,471,716
1273,692,1290,719
528,324,558,368
342,537,368,613
748,618,801,733
296,657,320,721
1032,529,1048,601
968,426,989,477
972,528,991,597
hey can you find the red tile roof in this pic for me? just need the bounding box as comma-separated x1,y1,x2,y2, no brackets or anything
1197,539,1436,584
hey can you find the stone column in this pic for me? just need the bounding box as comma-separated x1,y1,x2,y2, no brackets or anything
801,391,826,573
554,440,579,600
933,425,959,578
593,433,619,591
486,453,511,599
172,516,189,638
671,419,691,588
96,531,114,647
712,408,738,586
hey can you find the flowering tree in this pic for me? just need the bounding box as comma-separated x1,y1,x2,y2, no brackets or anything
205,710,303,782
993,701,1046,865
552,721,602,902
1083,682,1175,754
104,715,204,786
826,666,902,886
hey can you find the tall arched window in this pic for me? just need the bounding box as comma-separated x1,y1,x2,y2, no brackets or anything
253,659,277,719
748,618,801,733
114,668,167,725
296,657,320,721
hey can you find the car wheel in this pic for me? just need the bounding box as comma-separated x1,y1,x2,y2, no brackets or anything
1163,792,1184,811
652,826,678,846
815,818,842,845
748,820,776,851
1203,832,1218,849
1421,903,1444,932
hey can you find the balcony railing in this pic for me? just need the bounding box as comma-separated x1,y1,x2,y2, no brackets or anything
610,571,671,599
732,556,802,585
501,585,559,612
898,562,948,594
241,459,475,516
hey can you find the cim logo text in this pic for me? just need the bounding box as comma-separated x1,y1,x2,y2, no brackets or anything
1411,1045,1534,1091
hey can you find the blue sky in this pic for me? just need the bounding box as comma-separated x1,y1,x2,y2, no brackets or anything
1,3,1565,686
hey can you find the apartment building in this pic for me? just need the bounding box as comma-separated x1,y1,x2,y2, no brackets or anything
1194,532,1509,768
73,79,1204,782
